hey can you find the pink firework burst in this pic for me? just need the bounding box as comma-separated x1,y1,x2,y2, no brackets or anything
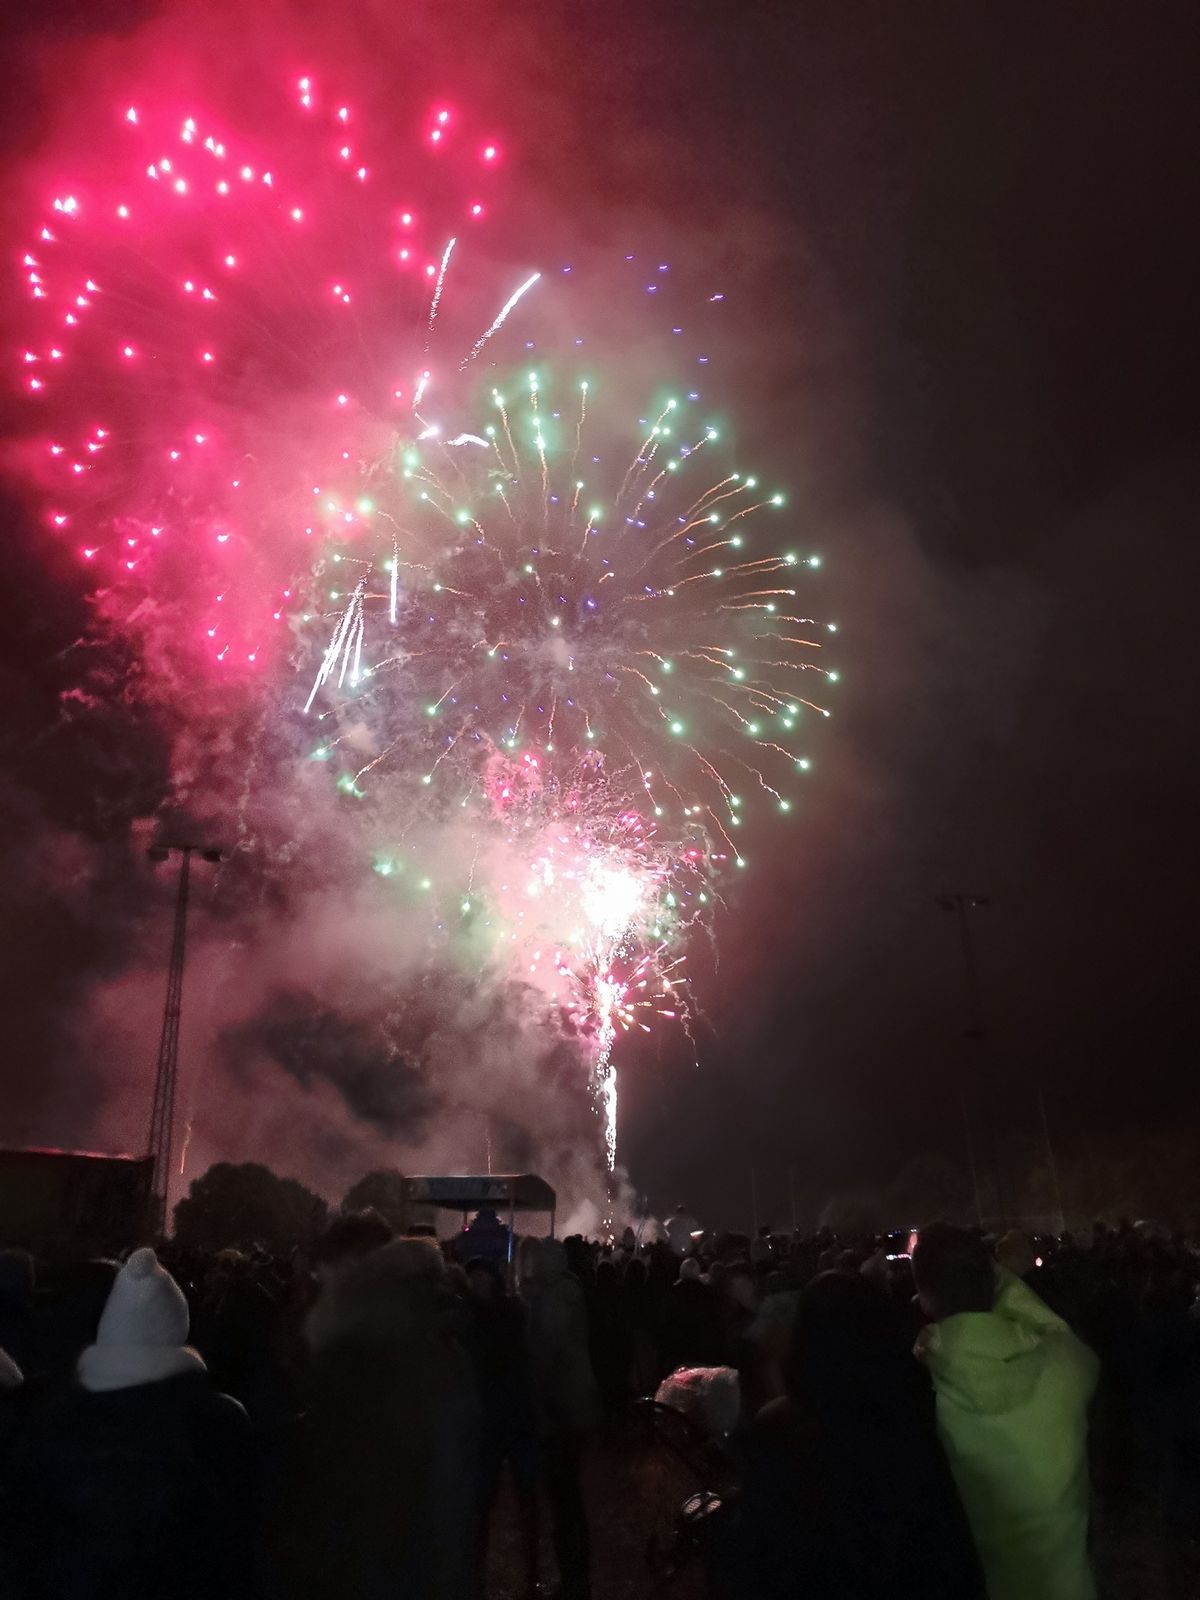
9,75,519,678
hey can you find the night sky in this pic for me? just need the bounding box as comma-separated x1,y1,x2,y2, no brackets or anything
2,1,1198,1229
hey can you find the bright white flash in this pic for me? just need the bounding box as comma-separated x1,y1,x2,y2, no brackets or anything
580,862,644,940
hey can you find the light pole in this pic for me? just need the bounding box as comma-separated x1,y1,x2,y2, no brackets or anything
937,892,1007,1227
146,842,222,1232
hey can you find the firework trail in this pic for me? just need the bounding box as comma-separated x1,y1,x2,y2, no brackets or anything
477,751,698,1170
8,72,837,1188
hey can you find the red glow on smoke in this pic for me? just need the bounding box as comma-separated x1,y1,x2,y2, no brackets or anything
9,74,503,677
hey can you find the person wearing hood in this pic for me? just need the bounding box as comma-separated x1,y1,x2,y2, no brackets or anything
913,1222,1099,1600
662,1255,727,1374
519,1236,599,1600
279,1234,480,1600
459,1255,540,1598
588,1257,633,1412
716,1268,983,1599
622,1256,660,1397
451,1205,511,1267
3,1247,257,1600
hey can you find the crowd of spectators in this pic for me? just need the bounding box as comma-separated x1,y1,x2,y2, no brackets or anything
1,1205,1198,1597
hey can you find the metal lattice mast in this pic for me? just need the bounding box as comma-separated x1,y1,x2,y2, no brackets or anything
148,847,192,1224
938,891,1007,1228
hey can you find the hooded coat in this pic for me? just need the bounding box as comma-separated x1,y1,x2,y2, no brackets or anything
916,1269,1099,1600
280,1236,480,1600
718,1270,983,1600
519,1238,599,1437
3,1248,256,1600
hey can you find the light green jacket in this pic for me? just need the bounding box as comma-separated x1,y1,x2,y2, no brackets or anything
916,1271,1099,1600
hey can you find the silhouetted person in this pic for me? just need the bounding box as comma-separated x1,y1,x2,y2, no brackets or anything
192,1250,285,1427
519,1237,599,1600
460,1256,540,1598
718,1269,983,1598
313,1207,393,1281
5,1248,257,1599
281,1236,479,1600
452,1205,510,1267
662,1257,727,1373
588,1257,633,1410
623,1256,660,1395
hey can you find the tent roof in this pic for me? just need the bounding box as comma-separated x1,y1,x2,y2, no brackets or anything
403,1173,556,1212
0,1146,151,1166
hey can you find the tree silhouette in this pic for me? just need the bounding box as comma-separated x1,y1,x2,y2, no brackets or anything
173,1161,328,1251
341,1168,409,1232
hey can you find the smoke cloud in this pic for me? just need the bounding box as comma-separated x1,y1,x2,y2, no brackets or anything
12,0,1153,1239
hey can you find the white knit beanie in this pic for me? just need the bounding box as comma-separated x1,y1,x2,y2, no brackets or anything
96,1247,190,1348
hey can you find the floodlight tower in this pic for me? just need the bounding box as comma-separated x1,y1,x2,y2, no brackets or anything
146,843,223,1230
937,891,1007,1227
